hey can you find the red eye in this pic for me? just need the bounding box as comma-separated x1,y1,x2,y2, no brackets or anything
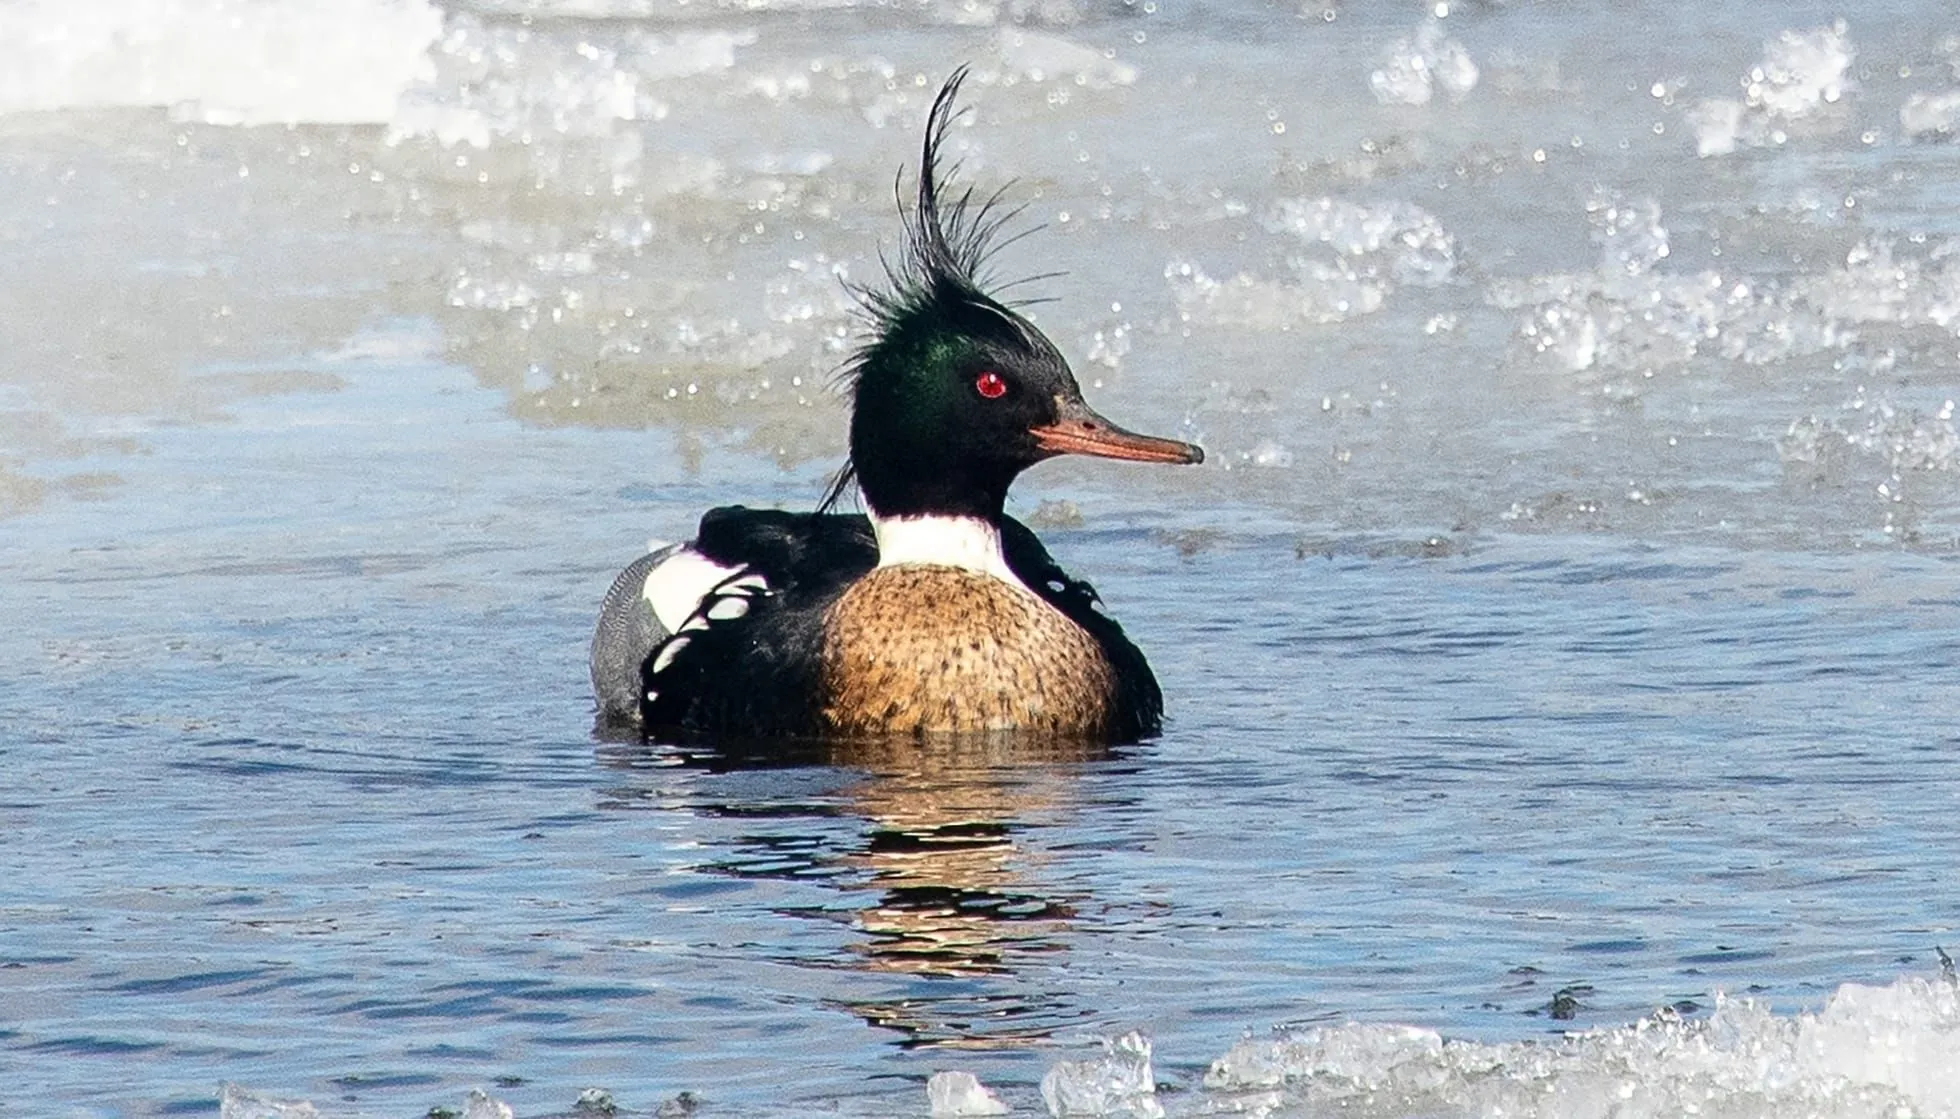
974,371,1008,400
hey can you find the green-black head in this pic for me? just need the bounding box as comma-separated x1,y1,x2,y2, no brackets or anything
824,66,1203,523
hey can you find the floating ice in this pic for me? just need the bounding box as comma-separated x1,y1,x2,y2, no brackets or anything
1495,266,1744,376
390,19,754,151
1082,320,1133,370
0,0,441,123
1685,98,1750,158
1199,976,1960,1119
1687,22,1855,156
1369,20,1479,107
1792,239,1960,332
1167,259,1386,330
1169,196,1451,330
1203,1022,1447,1095
1040,1031,1163,1118
928,1070,1012,1117
1496,199,1960,382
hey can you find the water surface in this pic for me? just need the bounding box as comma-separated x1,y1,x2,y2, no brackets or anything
5,1,1960,1115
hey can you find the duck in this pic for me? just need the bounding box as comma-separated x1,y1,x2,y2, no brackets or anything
590,68,1204,742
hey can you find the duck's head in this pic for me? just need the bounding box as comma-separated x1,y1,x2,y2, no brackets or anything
828,68,1203,523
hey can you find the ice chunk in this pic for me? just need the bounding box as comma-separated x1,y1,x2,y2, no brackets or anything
1497,211,1960,384
1203,1023,1447,1094
1040,1031,1163,1118
1747,23,1856,119
218,1084,319,1119
1686,97,1748,157
1369,20,1478,106
1901,89,1960,139
1791,239,1960,331
928,1070,1011,1116
1687,22,1856,157
1497,268,1748,376
461,1089,514,1119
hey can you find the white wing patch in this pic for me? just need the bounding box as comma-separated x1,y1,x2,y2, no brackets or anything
643,567,773,700
640,548,744,634
649,635,691,678
705,596,750,621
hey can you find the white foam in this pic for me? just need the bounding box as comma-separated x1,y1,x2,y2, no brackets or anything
0,0,441,124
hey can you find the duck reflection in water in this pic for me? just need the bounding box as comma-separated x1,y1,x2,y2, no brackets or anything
597,730,1117,1049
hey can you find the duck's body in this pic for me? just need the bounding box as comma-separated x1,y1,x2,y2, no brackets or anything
591,70,1202,742
591,506,1162,738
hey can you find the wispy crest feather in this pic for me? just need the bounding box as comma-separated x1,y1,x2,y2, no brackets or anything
820,66,1041,512
854,65,1025,333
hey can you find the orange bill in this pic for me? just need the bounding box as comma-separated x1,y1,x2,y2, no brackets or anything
1030,398,1204,465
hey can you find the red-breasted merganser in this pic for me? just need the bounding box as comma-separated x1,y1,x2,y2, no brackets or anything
591,68,1203,741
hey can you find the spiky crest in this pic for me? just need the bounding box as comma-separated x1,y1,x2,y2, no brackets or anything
819,66,1049,513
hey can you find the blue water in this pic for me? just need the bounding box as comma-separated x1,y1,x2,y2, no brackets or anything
5,342,1959,1116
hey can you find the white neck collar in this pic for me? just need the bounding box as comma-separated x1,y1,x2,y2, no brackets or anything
869,511,1031,593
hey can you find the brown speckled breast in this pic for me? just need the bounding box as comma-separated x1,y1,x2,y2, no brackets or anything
817,565,1119,736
